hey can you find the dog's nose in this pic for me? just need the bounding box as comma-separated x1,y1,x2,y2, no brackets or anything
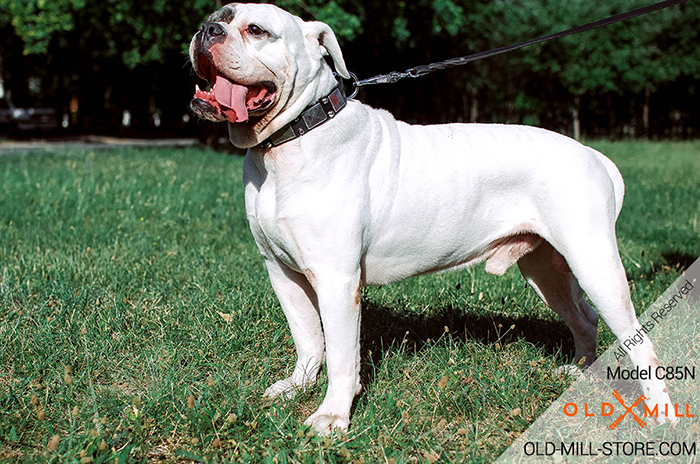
200,21,227,43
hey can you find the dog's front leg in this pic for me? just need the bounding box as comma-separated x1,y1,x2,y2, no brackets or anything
263,258,325,400
303,268,362,435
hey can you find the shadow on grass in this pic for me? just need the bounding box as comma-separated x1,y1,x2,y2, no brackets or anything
359,299,575,387
661,251,697,271
626,250,698,281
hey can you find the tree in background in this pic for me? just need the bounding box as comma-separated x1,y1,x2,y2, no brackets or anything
513,0,700,138
2,0,218,132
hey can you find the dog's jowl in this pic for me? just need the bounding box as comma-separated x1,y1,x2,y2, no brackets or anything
189,3,673,435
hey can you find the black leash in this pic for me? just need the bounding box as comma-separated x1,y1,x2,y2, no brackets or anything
353,0,689,88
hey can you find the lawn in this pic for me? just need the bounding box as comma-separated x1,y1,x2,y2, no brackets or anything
0,141,698,463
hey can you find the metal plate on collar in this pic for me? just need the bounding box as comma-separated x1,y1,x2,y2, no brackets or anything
328,88,346,112
269,125,297,146
302,103,327,130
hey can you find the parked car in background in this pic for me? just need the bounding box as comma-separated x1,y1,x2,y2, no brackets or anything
0,97,58,132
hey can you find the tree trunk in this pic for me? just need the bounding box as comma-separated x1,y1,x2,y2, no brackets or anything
572,96,581,141
607,94,616,137
0,54,4,99
460,89,468,123
643,87,651,139
469,88,479,123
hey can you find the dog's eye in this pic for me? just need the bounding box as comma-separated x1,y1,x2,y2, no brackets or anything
247,24,266,36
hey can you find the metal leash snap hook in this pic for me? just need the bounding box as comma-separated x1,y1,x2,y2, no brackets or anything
407,68,422,78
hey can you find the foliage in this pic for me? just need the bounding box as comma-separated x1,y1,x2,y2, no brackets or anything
517,0,700,96
0,0,364,62
0,0,698,136
0,0,86,55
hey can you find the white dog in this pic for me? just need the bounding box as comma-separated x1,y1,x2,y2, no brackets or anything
189,3,673,435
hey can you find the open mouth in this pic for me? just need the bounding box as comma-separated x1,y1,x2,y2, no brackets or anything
192,56,276,123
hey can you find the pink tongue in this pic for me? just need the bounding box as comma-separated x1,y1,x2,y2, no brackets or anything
214,75,249,123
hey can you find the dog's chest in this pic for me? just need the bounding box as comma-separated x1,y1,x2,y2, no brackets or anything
243,161,310,271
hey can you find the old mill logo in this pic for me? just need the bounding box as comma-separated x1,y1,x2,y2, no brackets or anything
609,391,646,430
563,391,694,429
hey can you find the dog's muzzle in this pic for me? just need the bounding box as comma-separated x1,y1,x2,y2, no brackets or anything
199,21,228,47
190,23,276,124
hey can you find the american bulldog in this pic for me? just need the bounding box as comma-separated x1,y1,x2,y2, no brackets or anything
189,3,673,435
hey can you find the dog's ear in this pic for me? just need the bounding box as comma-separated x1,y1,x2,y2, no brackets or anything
303,21,350,79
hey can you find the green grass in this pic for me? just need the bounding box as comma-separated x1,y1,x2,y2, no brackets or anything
0,142,698,463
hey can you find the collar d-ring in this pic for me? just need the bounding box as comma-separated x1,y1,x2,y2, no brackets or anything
347,71,359,99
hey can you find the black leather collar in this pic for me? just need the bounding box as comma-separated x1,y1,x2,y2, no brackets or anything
261,81,347,148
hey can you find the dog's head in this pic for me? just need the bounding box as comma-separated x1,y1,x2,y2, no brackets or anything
189,3,350,148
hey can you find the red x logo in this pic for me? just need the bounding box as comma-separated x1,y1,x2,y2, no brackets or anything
609,390,647,430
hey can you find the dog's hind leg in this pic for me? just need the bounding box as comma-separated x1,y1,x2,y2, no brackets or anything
262,259,325,400
518,241,598,366
553,229,674,423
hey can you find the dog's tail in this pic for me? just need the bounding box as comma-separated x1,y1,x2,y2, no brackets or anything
590,148,625,219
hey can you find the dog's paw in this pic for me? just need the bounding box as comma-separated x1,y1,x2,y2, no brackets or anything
646,402,679,427
303,411,350,436
553,364,584,379
650,414,677,426
263,378,303,400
